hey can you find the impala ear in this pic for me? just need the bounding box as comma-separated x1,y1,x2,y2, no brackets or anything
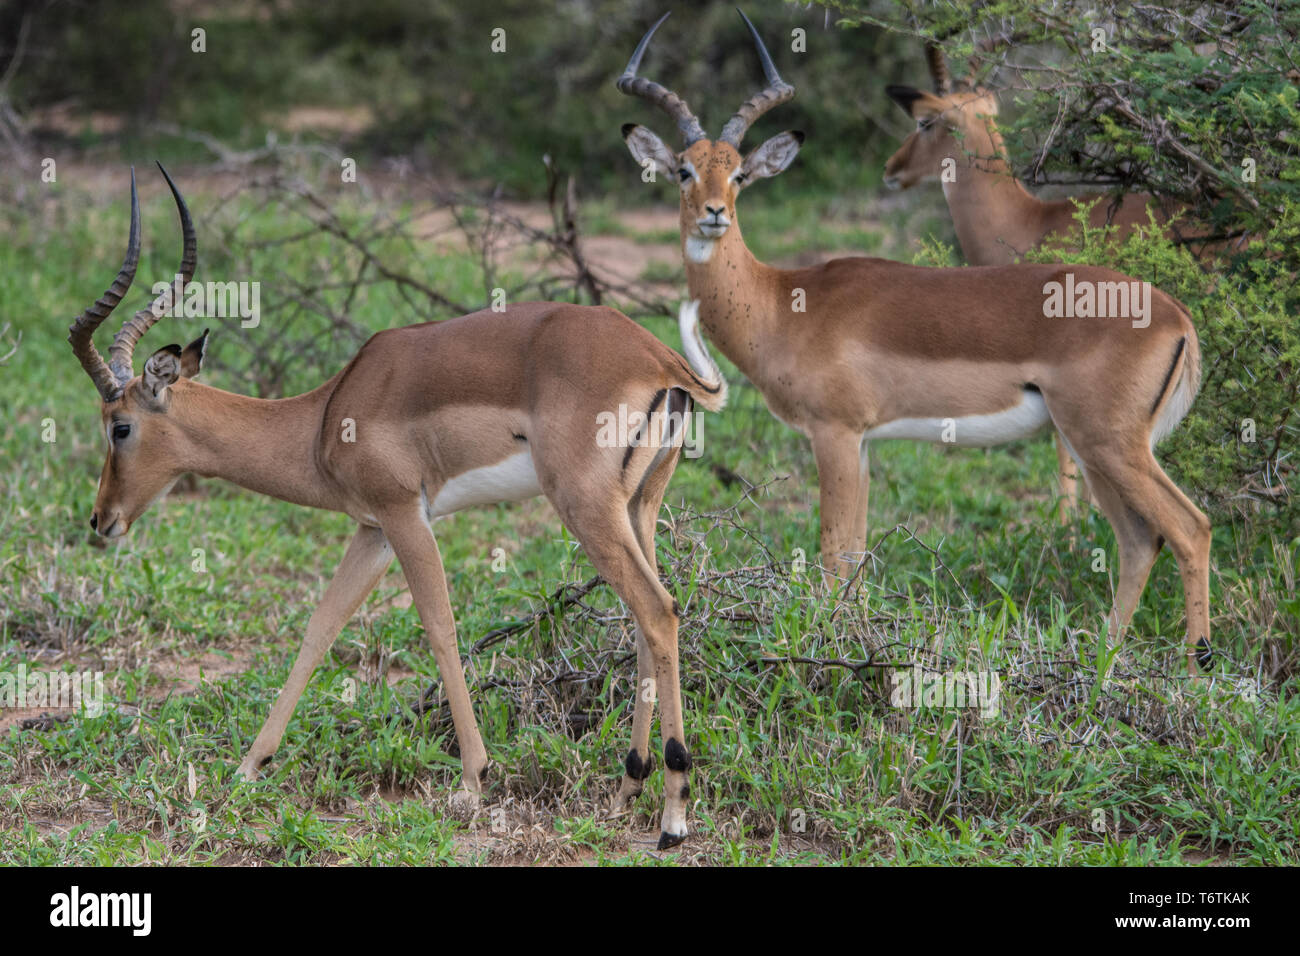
740,131,803,183
622,123,678,181
886,85,944,123
180,328,209,379
886,84,926,115
142,344,183,399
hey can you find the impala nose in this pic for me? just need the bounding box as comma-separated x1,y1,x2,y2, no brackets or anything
704,203,725,218
89,513,98,531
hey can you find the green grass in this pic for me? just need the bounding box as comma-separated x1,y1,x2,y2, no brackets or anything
1,177,1296,866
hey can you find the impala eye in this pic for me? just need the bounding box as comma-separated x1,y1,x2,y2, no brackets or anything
733,172,747,185
112,422,131,442
678,167,692,182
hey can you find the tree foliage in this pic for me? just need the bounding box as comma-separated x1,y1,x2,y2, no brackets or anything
0,0,910,195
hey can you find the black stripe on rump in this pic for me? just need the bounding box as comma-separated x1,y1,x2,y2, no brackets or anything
622,388,668,472
1149,336,1186,416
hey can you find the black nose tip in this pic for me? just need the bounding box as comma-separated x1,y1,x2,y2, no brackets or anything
89,514,98,531
705,204,724,216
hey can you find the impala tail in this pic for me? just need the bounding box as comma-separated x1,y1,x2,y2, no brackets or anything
676,299,728,411
1151,316,1202,448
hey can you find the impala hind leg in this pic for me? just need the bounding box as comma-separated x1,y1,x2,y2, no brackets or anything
557,496,690,849
382,513,490,810
237,524,392,779
1077,469,1162,657
850,438,871,574
612,445,681,815
1054,431,1087,523
1082,451,1212,677
1142,462,1212,676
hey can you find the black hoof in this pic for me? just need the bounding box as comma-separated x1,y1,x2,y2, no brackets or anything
1196,636,1213,671
657,830,687,851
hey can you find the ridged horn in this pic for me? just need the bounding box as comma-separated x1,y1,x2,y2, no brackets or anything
925,42,952,94
107,161,196,384
718,9,795,147
68,168,140,401
616,12,707,146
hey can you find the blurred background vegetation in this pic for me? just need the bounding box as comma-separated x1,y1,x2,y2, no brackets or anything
0,0,914,196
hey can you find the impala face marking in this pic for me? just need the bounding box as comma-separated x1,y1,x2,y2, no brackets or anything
68,166,729,851
617,11,1213,678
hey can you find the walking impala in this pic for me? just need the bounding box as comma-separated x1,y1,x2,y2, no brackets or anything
69,165,727,849
617,12,1213,675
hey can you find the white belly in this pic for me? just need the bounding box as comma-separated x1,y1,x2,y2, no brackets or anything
428,451,543,518
864,389,1051,447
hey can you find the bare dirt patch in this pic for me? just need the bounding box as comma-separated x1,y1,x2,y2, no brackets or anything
159,649,256,696
278,106,375,136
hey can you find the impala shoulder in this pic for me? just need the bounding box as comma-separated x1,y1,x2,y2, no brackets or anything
314,337,387,449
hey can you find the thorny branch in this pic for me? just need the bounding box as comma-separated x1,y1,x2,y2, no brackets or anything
193,151,677,393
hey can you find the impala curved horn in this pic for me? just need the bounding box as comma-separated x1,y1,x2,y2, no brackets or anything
718,9,795,147
68,168,141,401
925,42,952,94
616,11,707,146
107,161,197,385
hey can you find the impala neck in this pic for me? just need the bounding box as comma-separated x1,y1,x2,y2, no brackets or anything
683,216,780,385
946,121,1044,263
169,380,334,510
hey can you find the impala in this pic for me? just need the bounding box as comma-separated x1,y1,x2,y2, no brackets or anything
617,12,1212,675
885,46,1179,518
882,46,1233,519
881,44,1190,266
69,164,727,849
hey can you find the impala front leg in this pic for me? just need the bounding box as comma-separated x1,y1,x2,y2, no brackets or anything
382,512,490,812
811,427,867,587
237,524,392,778
852,439,870,570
